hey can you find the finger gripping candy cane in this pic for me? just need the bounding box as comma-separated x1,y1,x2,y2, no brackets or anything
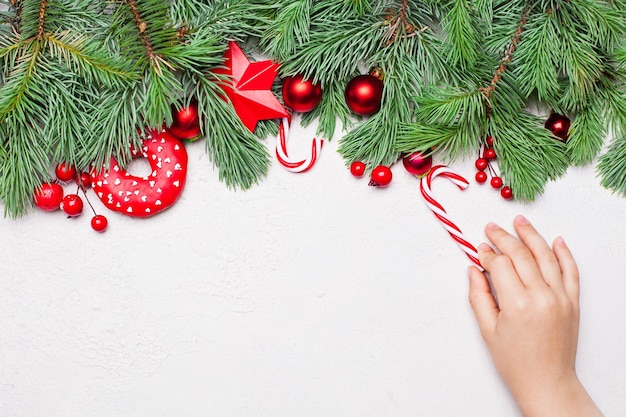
420,165,482,268
276,117,323,173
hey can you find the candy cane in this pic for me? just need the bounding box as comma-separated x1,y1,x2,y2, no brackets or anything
420,165,482,268
276,117,323,173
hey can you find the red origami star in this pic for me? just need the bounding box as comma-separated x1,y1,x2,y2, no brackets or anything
215,41,288,132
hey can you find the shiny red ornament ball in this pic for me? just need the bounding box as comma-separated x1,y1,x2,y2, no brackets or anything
475,158,488,171
282,75,323,113
486,136,494,147
350,161,366,177
369,165,392,187
60,194,84,217
345,74,383,116
33,183,64,211
91,215,108,232
545,113,571,142
55,162,77,182
76,172,92,188
490,176,503,189
168,100,201,140
501,186,513,200
484,148,497,160
475,171,488,183
402,152,432,176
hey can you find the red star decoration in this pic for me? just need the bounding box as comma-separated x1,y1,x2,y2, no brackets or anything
214,41,288,132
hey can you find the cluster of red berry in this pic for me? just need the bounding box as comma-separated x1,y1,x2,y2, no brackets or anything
33,163,108,232
474,136,513,200
349,162,393,186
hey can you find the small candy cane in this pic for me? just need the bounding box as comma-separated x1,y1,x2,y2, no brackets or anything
276,117,323,173
420,165,482,268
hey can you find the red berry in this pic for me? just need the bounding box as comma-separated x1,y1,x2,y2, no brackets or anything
33,183,64,211
55,162,77,182
484,148,497,160
475,171,488,183
486,136,494,147
501,186,513,200
475,158,488,171
91,215,108,232
490,176,503,189
76,172,92,188
60,194,84,217
369,165,392,187
350,161,366,177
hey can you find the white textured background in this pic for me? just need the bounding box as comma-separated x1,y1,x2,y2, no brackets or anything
1,117,625,417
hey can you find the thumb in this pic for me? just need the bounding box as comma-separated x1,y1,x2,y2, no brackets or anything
468,266,499,337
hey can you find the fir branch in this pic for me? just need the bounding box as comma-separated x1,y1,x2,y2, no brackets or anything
566,97,606,166
260,0,311,62
597,134,626,196
441,0,480,71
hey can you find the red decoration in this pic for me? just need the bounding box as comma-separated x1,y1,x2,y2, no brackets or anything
475,158,488,171
168,100,201,140
214,41,288,132
485,136,494,147
350,161,366,177
56,162,77,182
369,165,392,187
282,75,323,113
490,176,503,189
475,171,488,183
33,183,64,211
61,194,83,217
483,148,497,160
76,172,92,188
276,118,323,173
501,186,513,200
91,129,188,218
402,152,432,176
91,215,108,232
345,74,383,116
545,113,571,142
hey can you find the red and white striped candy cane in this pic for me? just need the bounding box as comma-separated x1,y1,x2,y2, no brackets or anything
420,165,482,268
276,117,323,173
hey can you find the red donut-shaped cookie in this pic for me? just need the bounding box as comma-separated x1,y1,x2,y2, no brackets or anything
91,129,188,218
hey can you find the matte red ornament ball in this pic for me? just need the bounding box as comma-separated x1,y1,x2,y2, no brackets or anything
475,158,488,171
545,113,571,142
33,183,64,211
475,171,488,183
490,176,503,189
350,161,366,177
501,186,513,200
60,194,83,217
402,152,432,176
168,100,201,140
484,148,497,160
345,74,383,116
91,215,108,232
56,162,77,182
282,75,323,113
369,165,392,187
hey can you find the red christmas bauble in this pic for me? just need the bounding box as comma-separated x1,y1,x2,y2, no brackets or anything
490,177,503,189
501,186,513,200
168,100,201,140
91,215,108,232
56,162,77,182
484,148,497,160
350,161,366,177
33,183,64,211
545,113,571,142
475,171,488,183
369,165,392,187
485,136,494,147
76,172,92,188
345,74,383,116
402,152,432,176
282,75,323,113
475,158,488,171
60,194,83,217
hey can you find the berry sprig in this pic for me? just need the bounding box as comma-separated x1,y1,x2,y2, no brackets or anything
474,136,513,200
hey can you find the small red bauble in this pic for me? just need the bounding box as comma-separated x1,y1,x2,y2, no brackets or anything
369,165,392,187
91,215,108,232
490,176,503,189
501,186,513,200
282,75,323,113
55,162,77,182
486,136,494,147
33,183,64,211
350,161,366,177
345,74,383,116
60,194,84,217
483,148,497,160
168,100,201,140
402,152,432,176
76,172,92,188
475,171,488,183
545,113,571,142
475,158,488,171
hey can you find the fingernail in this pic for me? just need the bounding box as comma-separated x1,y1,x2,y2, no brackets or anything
478,242,492,252
514,215,530,225
486,222,499,231
555,236,567,248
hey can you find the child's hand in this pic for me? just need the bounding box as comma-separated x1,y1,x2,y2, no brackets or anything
468,215,602,417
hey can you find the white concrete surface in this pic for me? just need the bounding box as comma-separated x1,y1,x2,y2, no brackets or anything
1,117,625,417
